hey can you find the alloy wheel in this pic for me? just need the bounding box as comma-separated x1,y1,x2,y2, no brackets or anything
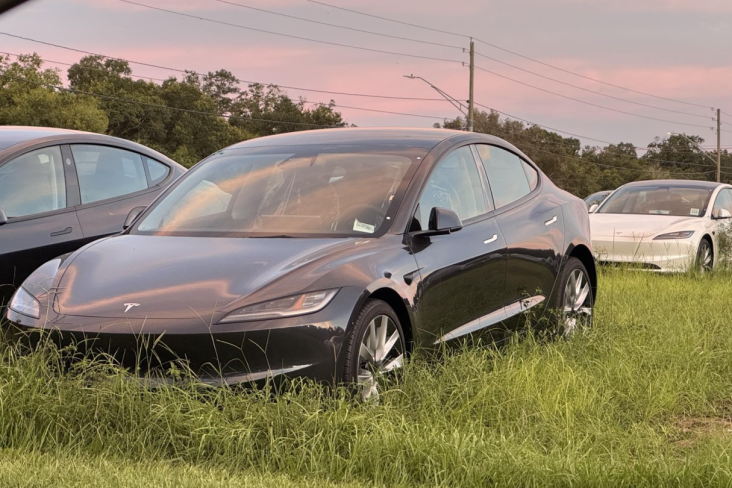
357,314,404,401
697,241,713,272
562,269,592,337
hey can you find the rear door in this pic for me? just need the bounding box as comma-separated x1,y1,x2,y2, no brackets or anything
408,145,508,346
0,145,83,301
475,144,564,325
69,144,170,238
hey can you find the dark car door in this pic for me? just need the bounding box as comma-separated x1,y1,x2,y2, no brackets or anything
0,145,84,302
408,145,508,346
69,144,172,238
475,144,564,324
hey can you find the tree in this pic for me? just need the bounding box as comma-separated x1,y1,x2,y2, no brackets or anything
0,53,108,132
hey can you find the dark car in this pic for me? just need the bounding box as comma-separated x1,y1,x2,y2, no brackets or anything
583,190,612,211
6,128,595,399
0,126,185,303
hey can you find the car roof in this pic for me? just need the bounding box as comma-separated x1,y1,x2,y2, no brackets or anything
0,126,92,150
621,179,725,190
226,127,504,150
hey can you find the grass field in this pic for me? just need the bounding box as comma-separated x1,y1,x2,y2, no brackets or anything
1,268,732,487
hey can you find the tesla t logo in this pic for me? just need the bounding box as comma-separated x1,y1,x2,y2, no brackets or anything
123,303,140,313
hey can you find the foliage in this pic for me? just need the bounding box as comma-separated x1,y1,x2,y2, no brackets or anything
2,270,732,486
1,53,347,168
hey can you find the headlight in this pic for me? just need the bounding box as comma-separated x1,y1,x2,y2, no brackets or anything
653,231,695,240
218,289,339,323
9,287,41,319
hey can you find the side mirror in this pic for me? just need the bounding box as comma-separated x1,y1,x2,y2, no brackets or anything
0,208,6,226
712,208,732,219
415,207,462,236
588,203,600,213
123,206,147,230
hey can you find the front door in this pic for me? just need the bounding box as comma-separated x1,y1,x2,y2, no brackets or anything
408,145,508,346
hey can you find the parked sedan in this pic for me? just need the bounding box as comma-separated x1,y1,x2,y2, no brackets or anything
7,128,595,399
590,179,732,271
0,126,185,304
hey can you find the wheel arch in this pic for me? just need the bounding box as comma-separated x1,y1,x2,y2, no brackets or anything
367,288,414,352
568,244,597,300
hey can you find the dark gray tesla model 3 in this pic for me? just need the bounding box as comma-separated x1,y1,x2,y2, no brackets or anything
6,128,595,399
0,126,186,304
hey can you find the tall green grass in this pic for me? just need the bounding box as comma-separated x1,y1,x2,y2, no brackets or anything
1,268,732,487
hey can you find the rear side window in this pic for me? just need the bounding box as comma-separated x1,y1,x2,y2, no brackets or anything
71,145,148,204
145,157,170,185
475,145,532,208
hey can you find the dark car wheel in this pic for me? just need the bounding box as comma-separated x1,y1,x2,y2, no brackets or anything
556,257,593,337
343,299,405,401
696,238,713,272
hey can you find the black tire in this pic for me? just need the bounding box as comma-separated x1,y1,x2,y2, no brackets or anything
342,299,405,401
555,257,594,337
695,238,713,272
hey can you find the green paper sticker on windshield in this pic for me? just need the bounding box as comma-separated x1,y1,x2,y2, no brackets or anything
690,208,700,216
353,218,375,233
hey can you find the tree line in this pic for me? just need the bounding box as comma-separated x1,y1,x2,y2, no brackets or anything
1,52,729,197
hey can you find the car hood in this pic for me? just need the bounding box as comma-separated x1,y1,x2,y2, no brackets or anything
590,213,703,239
55,235,367,319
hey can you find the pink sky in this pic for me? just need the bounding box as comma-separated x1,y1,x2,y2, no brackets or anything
2,0,731,149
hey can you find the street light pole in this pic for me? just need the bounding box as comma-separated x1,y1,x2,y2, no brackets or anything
717,109,722,183
404,74,468,127
467,39,474,132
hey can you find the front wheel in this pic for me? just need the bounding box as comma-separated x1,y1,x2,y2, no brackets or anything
556,257,594,337
342,299,405,401
695,238,713,272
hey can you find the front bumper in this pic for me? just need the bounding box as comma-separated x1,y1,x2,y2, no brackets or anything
592,237,697,272
4,287,365,386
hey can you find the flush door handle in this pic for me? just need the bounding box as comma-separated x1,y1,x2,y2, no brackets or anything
50,227,72,237
544,216,557,226
484,234,497,244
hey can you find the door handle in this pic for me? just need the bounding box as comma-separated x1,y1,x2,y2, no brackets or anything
484,234,497,244
50,227,72,237
544,216,557,226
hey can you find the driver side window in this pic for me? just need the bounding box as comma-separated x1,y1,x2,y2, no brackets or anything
415,146,488,230
713,189,732,217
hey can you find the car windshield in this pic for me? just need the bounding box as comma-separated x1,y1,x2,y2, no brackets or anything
598,185,713,217
134,144,418,237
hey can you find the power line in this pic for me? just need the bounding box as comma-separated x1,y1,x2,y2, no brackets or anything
305,101,449,120
307,0,714,110
474,64,715,130
212,0,463,50
117,0,464,65
473,51,710,120
0,35,447,102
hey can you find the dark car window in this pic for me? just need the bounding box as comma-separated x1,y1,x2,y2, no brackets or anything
0,146,66,218
135,145,417,237
475,144,532,208
71,145,148,204
145,157,170,185
599,185,713,217
415,146,488,229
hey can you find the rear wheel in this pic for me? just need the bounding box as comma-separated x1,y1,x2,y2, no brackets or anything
556,257,593,337
696,238,713,272
342,299,405,401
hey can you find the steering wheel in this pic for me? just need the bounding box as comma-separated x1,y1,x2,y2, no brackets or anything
337,204,383,232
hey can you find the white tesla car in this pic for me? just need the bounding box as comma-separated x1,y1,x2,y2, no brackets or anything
589,180,732,271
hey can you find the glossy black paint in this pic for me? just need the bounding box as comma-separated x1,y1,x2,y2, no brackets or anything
0,127,186,304
6,128,595,385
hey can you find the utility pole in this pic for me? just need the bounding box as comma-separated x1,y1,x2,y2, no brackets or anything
467,39,475,132
717,109,722,183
